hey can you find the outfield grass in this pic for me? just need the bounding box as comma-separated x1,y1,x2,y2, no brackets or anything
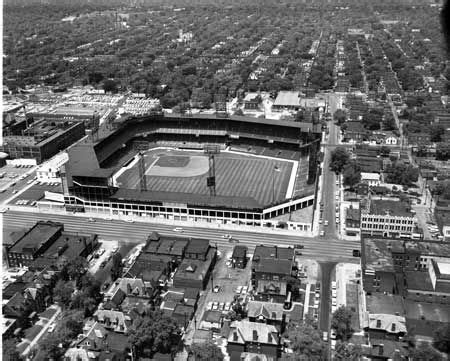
116,150,294,206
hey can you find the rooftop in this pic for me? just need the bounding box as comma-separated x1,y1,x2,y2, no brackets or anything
232,245,248,258
253,245,294,261
228,320,279,345
8,221,63,255
185,238,210,256
273,91,301,107
253,258,293,276
363,238,395,272
369,199,413,217
366,294,405,316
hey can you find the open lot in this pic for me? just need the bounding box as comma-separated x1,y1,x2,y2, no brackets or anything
116,149,295,205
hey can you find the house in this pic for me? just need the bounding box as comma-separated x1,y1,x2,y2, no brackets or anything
361,339,409,360
232,245,248,269
251,246,295,303
361,172,381,187
93,309,132,333
345,206,361,237
247,301,286,330
227,320,280,360
143,231,188,262
344,121,368,142
173,247,216,290
103,277,153,309
407,133,431,146
126,252,172,286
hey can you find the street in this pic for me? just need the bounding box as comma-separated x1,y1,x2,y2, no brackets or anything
319,262,336,332
2,210,360,263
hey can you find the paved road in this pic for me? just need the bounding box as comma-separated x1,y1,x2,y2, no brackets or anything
319,262,336,332
2,210,360,263
321,119,340,239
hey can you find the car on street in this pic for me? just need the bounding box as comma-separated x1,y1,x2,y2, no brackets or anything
324,220,329,226
222,234,232,239
294,245,304,249
320,230,325,237
100,260,107,268
213,285,221,293
228,237,239,243
331,339,336,350
125,219,135,223
207,302,213,310
322,332,328,342
88,218,96,222
212,302,219,310
236,286,243,294
330,328,337,340
173,227,184,232
331,281,337,289
332,289,337,297
224,302,231,311
219,302,225,310
332,298,337,307
47,324,56,333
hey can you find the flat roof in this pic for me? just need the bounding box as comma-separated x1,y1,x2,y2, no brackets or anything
363,238,395,272
273,91,301,107
370,199,413,217
436,260,450,275
9,221,63,254
253,245,294,261
366,294,405,316
253,258,292,275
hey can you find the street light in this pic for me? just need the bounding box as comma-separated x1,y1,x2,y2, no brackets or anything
272,165,281,204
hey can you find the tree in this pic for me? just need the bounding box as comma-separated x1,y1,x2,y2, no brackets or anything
190,341,223,360
53,280,74,308
433,324,450,354
436,143,450,161
333,109,346,125
60,310,84,339
331,306,354,341
430,124,445,142
39,333,66,361
110,252,123,281
343,162,361,188
330,147,350,174
63,256,88,284
283,320,328,360
103,79,118,93
385,162,419,186
334,341,362,361
2,338,20,361
411,342,443,361
128,311,181,359
379,146,390,157
362,111,382,131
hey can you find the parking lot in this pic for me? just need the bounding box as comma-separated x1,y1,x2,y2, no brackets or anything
0,164,35,191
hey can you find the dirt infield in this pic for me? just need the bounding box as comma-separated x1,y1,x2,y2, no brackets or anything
147,156,209,177
155,155,190,168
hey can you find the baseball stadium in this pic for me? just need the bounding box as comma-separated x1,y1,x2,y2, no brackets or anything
61,113,322,232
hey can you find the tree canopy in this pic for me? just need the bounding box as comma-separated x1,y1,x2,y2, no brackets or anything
384,162,419,186
334,341,362,361
433,324,450,354
128,311,181,359
330,147,350,174
189,341,224,360
331,306,354,341
282,320,328,360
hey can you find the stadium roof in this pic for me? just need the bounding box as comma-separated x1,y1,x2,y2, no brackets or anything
111,188,262,210
67,139,116,177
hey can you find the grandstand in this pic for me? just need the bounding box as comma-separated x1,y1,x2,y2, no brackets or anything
61,113,321,233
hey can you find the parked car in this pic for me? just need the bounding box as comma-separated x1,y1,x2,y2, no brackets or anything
173,227,184,232
213,285,221,293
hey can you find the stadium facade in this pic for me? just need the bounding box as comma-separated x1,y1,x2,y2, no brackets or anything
60,113,322,233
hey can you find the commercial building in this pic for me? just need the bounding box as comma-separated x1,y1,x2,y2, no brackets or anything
272,91,301,111
6,221,64,268
360,198,419,238
231,245,248,269
0,119,85,164
251,245,295,303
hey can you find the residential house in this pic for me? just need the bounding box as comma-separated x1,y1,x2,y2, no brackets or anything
227,320,280,360
247,301,286,331
244,93,262,110
361,172,381,187
93,309,131,334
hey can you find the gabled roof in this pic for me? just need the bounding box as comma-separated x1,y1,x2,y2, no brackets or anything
366,313,407,334
228,320,279,345
247,301,284,321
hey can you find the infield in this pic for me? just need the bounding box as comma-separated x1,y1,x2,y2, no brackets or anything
116,148,297,206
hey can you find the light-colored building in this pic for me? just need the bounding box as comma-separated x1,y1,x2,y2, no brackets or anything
361,172,381,187
36,152,69,182
360,198,419,238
